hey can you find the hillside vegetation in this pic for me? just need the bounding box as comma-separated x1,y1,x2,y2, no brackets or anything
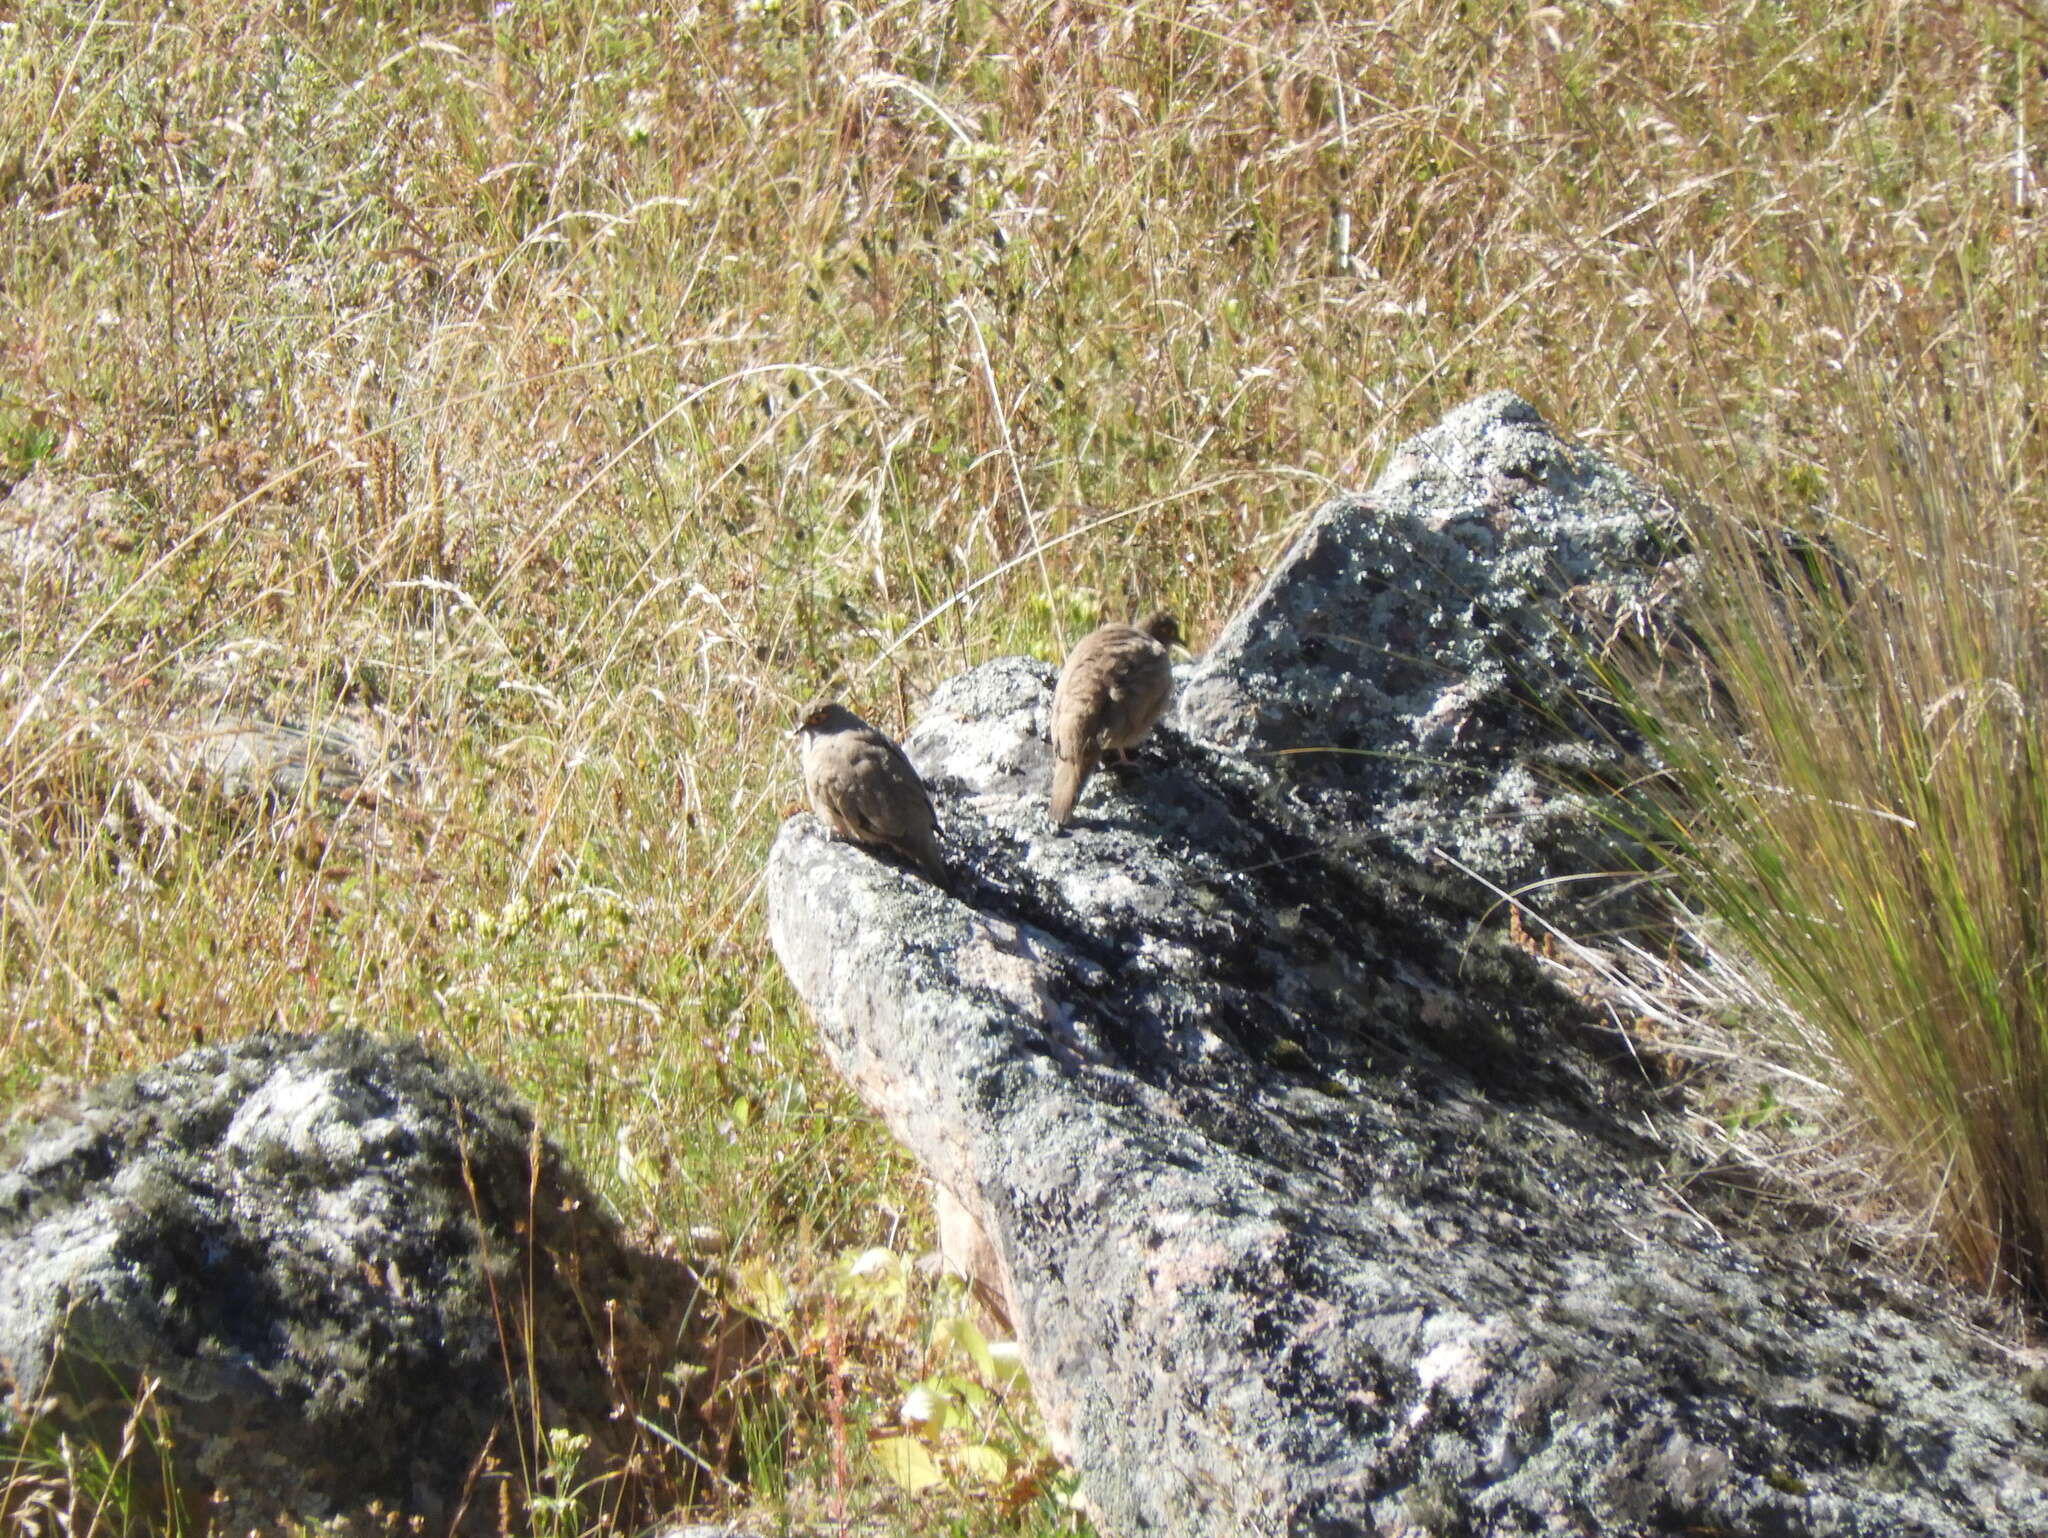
2,0,2043,1531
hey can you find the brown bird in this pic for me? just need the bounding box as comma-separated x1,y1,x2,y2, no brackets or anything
1049,612,1182,827
793,700,946,881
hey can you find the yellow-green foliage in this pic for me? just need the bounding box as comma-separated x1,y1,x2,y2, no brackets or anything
1618,327,2048,1309
1,0,2042,1530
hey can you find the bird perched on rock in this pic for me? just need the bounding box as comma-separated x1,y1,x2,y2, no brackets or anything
1049,611,1182,827
793,700,946,881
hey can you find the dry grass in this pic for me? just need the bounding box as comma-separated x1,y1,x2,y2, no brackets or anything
1,0,2044,1530
1612,311,2048,1310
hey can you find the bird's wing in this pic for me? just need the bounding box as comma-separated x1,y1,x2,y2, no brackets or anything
831,735,935,843
1069,630,1171,749
1055,628,1139,755
1110,650,1173,735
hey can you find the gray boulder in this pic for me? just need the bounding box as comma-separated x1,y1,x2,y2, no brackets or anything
1177,391,1676,918
0,1032,735,1532
767,394,2048,1537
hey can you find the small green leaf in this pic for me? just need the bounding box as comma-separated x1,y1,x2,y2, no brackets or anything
985,1339,1029,1386
952,1377,990,1413
735,1258,789,1326
943,1315,997,1382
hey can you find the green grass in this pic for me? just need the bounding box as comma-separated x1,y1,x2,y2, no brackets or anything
1,0,2044,1529
1607,297,2048,1308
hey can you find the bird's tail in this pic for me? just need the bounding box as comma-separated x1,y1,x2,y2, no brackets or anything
1049,756,1087,827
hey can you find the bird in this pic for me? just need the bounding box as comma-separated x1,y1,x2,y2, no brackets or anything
1049,611,1182,827
793,700,946,881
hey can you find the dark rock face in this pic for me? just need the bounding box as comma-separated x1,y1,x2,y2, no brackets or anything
767,394,2048,1537
0,1032,725,1531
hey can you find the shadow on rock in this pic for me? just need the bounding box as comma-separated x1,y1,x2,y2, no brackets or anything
769,394,2048,1538
0,1031,758,1534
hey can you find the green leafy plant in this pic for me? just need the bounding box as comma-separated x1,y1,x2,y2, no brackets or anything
527,1428,598,1538
0,406,58,475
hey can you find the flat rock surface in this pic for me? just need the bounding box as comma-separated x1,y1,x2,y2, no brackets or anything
767,394,2048,1537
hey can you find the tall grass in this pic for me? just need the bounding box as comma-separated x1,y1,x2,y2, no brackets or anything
0,0,2043,1527
1614,288,2048,1303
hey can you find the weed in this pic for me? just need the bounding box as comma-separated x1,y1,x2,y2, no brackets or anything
0,1372,187,1538
1609,310,2048,1306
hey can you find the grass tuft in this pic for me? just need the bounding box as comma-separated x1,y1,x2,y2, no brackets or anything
1608,276,2048,1305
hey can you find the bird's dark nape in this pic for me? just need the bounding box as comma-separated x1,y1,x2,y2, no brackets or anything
1139,611,1182,647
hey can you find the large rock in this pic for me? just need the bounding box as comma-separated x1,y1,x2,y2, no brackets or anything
0,1032,737,1531
767,394,2048,1537
1177,391,1676,917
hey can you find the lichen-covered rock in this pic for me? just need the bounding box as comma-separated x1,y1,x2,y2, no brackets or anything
1179,391,1679,918
161,711,408,808
767,394,2048,1537
0,1032,733,1532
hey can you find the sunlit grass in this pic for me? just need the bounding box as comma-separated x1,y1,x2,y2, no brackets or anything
1,0,2043,1528
1610,295,2048,1305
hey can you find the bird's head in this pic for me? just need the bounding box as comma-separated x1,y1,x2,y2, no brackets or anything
1139,611,1184,649
793,699,859,740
